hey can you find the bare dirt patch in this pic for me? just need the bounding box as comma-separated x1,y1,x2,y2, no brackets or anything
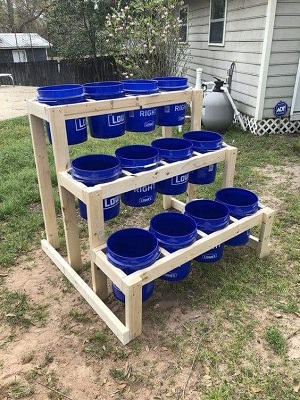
0,86,37,121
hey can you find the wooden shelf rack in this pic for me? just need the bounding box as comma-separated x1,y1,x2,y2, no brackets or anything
27,88,275,344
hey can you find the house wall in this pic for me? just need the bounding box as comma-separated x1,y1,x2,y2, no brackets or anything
0,49,13,63
26,48,48,62
186,0,268,117
263,0,300,119
0,48,47,63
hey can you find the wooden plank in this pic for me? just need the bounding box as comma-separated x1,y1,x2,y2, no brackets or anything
190,89,202,130
257,207,276,258
124,274,143,342
48,107,82,270
62,90,194,119
95,148,228,198
58,171,86,202
41,240,129,344
28,114,59,248
222,146,238,187
85,190,108,299
162,126,172,138
27,99,49,121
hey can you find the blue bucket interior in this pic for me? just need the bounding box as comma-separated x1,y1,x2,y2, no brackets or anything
151,138,193,161
107,228,159,269
183,130,223,152
185,199,229,220
215,188,259,208
37,84,84,100
71,154,121,183
150,212,197,243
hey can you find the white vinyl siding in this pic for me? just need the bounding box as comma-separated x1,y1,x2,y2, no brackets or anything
186,0,268,117
263,0,300,119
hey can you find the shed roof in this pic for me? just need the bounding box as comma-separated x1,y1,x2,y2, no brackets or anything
0,33,50,49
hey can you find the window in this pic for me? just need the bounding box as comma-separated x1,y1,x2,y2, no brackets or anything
209,0,227,45
12,50,27,63
179,6,188,42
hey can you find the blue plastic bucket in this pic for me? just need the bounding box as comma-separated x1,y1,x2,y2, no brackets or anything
154,76,188,126
150,212,197,281
115,145,159,207
71,154,122,221
151,138,193,194
37,84,87,145
122,80,158,132
183,130,223,184
83,81,125,139
185,199,230,263
215,187,259,246
107,228,159,302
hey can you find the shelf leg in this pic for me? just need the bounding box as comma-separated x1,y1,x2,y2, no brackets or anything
190,89,202,130
124,275,143,341
29,114,59,248
60,186,82,271
257,208,275,258
162,126,172,138
187,183,197,202
86,190,108,300
222,146,238,187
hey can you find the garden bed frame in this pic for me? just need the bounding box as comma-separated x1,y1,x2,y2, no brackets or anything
27,88,275,344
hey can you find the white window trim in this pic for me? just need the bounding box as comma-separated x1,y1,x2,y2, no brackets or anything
179,4,189,43
208,0,227,47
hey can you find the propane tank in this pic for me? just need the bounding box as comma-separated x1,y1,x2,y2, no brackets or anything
202,78,234,133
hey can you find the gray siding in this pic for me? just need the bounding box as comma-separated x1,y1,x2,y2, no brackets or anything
263,0,300,119
0,49,13,63
186,0,268,117
26,48,48,62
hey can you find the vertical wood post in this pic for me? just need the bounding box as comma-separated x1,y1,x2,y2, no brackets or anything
124,275,143,341
222,146,237,188
85,189,108,299
258,208,275,258
162,126,173,209
28,114,59,248
48,107,82,270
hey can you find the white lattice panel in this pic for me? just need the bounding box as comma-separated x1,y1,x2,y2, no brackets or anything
234,114,300,135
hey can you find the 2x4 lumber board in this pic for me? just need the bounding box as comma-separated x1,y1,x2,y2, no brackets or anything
162,126,173,138
222,146,238,188
27,99,49,121
29,114,60,248
190,89,202,130
49,107,82,270
41,240,129,344
125,211,265,285
124,275,143,342
187,184,197,202
59,186,82,271
257,207,275,258
90,148,228,199
91,248,129,291
60,90,197,119
58,171,86,202
86,190,108,299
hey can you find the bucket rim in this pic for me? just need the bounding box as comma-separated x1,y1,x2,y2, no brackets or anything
37,84,83,99
115,145,159,165
71,154,121,173
150,212,197,239
215,187,259,206
183,130,223,143
185,199,230,220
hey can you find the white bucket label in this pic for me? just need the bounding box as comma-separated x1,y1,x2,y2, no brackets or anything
134,184,154,193
166,272,178,278
171,173,189,185
139,195,153,204
108,113,125,127
208,164,214,172
164,106,171,113
144,120,155,128
140,109,156,117
201,245,221,260
104,196,120,209
75,118,86,131
174,104,186,111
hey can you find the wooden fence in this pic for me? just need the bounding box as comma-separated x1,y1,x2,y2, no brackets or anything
0,56,119,86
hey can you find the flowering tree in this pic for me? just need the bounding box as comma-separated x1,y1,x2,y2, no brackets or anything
105,0,190,79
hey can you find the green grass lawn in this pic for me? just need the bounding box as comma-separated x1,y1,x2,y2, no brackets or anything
1,116,300,399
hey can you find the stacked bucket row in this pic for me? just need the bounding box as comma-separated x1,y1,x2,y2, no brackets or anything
107,187,259,302
37,77,189,145
71,133,222,221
